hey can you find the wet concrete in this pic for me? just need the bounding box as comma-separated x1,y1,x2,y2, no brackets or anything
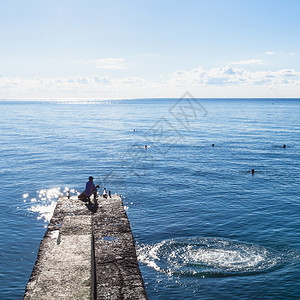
24,195,148,299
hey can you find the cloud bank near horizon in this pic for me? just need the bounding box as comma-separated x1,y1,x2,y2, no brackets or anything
1,62,299,99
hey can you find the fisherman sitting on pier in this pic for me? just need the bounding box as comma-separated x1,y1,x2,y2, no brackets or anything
81,176,99,203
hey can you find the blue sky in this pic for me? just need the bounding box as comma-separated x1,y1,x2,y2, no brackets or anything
1,0,300,99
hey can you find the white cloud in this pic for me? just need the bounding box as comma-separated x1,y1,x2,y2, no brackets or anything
265,51,276,55
230,59,264,65
88,58,125,69
167,65,300,88
94,76,111,84
1,63,300,99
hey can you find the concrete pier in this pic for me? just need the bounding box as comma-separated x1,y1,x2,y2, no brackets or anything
24,195,148,300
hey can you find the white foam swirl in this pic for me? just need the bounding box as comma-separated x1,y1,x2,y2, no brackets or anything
137,237,279,277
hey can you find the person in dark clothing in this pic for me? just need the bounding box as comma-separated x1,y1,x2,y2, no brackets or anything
84,176,99,203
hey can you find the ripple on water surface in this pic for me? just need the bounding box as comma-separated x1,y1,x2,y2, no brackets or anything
137,237,281,277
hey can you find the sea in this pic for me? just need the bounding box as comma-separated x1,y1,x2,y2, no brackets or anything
0,97,299,299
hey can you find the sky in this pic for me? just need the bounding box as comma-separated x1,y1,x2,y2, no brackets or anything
0,0,300,99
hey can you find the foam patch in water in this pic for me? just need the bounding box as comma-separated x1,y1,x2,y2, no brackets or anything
137,237,280,277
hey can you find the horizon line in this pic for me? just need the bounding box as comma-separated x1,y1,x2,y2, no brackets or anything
1,97,300,102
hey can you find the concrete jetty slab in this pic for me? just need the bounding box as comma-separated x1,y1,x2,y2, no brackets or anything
24,195,148,300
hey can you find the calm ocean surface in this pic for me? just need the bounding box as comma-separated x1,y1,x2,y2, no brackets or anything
0,98,299,299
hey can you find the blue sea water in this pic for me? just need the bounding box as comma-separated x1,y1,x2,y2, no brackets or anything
0,98,299,299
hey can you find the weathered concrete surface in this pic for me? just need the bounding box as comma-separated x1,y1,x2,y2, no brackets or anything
24,194,148,300
23,200,94,300
93,196,148,299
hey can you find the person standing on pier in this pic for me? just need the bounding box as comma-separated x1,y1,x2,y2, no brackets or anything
84,176,99,203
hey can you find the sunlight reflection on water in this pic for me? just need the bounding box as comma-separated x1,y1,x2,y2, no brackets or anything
25,187,79,227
